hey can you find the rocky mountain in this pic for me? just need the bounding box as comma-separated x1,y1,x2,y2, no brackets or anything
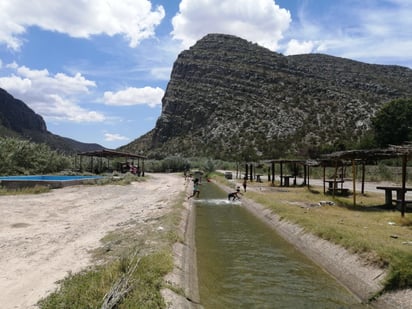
0,88,103,154
121,33,412,160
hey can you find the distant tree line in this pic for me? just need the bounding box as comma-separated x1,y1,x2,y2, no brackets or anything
1,99,410,176
0,137,71,175
310,98,412,156
372,98,412,147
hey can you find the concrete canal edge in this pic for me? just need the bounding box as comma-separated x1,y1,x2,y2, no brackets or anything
215,182,401,309
162,180,408,308
161,185,203,309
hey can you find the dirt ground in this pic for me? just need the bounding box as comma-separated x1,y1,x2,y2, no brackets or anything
0,173,185,309
1,173,411,309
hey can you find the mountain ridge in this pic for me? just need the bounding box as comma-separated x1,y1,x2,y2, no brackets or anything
121,33,412,160
0,88,104,154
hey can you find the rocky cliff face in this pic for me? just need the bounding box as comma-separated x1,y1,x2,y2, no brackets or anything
123,33,412,160
0,88,103,153
0,88,47,134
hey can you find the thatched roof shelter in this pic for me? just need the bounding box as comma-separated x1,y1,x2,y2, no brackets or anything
321,144,412,216
77,149,146,175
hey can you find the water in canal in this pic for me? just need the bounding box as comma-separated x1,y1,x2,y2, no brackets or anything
195,182,370,309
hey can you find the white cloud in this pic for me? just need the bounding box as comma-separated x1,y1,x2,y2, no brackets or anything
103,86,164,108
171,0,291,50
150,67,172,80
0,75,32,92
0,63,105,122
284,39,314,55
0,0,165,50
104,133,130,142
284,0,412,67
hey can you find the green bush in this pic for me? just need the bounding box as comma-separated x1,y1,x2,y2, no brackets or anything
372,98,412,147
0,137,71,175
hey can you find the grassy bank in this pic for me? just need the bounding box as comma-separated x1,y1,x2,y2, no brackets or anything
216,175,412,293
38,188,185,308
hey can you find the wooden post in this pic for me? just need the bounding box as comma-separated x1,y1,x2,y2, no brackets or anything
249,163,253,182
323,165,326,194
401,155,407,217
333,161,338,197
303,164,307,186
271,161,275,186
293,162,297,186
352,159,357,207
361,162,365,194
280,162,283,186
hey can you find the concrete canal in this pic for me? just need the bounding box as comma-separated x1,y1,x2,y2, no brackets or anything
194,182,371,308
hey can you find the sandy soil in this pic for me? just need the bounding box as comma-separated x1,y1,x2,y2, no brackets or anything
0,173,185,309
1,173,411,309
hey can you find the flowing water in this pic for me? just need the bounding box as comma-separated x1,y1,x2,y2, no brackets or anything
195,182,371,309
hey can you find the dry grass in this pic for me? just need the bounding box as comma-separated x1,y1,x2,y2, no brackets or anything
38,190,186,308
0,185,50,195
238,181,412,290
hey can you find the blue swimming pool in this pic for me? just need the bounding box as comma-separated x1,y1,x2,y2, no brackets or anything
0,175,103,189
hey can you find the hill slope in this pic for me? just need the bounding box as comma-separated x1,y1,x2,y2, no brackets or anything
0,88,103,154
122,33,412,160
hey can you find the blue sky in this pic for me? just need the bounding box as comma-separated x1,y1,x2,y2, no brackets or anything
0,0,411,149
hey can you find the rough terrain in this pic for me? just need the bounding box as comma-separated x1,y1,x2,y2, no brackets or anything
0,173,185,309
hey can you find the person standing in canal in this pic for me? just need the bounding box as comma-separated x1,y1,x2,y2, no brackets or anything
188,178,200,199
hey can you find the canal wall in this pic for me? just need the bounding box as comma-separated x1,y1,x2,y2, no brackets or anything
164,179,409,308
215,181,400,309
162,184,203,309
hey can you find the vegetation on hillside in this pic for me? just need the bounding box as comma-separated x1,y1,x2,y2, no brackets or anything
0,137,71,175
123,34,412,160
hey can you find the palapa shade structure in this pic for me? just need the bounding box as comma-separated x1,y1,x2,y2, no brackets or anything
322,144,412,217
77,149,146,176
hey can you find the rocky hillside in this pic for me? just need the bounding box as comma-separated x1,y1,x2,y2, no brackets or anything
0,88,103,154
122,33,412,160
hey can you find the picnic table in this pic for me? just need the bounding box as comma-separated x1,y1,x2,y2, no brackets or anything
281,175,294,187
324,179,349,195
376,186,412,207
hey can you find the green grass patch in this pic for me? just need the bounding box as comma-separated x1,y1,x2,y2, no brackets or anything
244,182,412,291
38,251,173,309
0,185,50,195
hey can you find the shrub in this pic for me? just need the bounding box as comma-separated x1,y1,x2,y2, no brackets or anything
0,137,71,175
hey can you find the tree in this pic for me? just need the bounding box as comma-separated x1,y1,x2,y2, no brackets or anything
372,98,412,147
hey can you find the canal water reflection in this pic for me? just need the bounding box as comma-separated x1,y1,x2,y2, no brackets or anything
195,182,371,309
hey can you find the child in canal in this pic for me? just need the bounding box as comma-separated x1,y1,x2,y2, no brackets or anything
188,178,201,199
228,187,242,201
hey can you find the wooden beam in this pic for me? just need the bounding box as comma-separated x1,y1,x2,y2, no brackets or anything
401,155,407,217
352,159,356,207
